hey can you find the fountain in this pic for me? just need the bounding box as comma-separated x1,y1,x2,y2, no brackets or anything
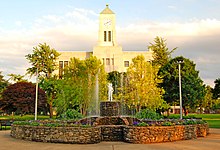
10,83,209,144
100,83,121,116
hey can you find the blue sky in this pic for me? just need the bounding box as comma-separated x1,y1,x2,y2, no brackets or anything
0,0,220,87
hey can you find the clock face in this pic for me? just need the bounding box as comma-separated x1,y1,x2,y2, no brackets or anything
104,19,111,26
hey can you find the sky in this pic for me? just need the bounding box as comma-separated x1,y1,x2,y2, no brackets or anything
0,0,220,87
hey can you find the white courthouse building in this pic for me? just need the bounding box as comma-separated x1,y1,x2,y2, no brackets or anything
57,4,153,77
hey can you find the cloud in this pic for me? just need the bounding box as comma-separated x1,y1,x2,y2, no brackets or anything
15,21,22,26
0,7,220,87
117,18,220,87
168,5,177,10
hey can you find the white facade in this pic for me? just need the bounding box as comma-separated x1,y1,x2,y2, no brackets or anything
57,4,153,77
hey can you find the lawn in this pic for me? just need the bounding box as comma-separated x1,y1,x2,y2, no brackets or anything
0,115,53,130
168,114,220,129
0,115,52,121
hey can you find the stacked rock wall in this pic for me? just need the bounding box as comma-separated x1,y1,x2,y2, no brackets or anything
100,102,121,116
101,125,124,141
123,124,208,144
11,123,209,144
11,125,101,144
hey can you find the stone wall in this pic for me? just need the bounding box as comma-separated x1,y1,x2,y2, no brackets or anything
196,124,209,137
11,123,209,144
100,101,121,116
123,124,209,144
101,125,124,141
11,125,101,144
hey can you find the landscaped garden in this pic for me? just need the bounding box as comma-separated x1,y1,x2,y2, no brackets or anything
168,114,220,129
0,38,220,144
10,107,209,144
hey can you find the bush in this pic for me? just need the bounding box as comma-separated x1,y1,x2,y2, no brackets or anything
162,121,173,126
183,119,197,125
135,109,163,120
59,109,83,120
136,122,149,127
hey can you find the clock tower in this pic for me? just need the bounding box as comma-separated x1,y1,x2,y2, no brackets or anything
93,4,123,72
98,4,117,46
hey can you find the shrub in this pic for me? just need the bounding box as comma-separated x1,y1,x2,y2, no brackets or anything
45,123,62,127
59,109,83,120
13,121,31,125
137,122,148,127
13,121,40,126
135,109,163,120
162,121,173,126
196,120,206,124
183,119,197,125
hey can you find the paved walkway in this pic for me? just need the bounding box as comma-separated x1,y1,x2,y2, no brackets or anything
0,128,220,150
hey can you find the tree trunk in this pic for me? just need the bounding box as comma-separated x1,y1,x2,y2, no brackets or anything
183,106,187,116
49,101,53,118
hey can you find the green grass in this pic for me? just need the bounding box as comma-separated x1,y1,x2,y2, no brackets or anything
167,114,220,129
204,120,220,129
188,114,220,119
0,115,53,121
0,115,54,130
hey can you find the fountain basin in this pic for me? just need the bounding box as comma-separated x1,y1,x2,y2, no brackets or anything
100,101,121,116
11,123,209,144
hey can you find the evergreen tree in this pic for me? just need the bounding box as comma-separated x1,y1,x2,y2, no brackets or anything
148,36,177,67
213,78,220,99
0,71,9,99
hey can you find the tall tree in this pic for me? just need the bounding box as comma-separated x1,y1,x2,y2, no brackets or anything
0,71,9,99
25,43,60,78
25,43,60,117
213,78,220,99
56,56,107,116
8,74,27,83
159,56,205,115
125,55,165,112
39,77,59,118
148,36,177,67
107,71,121,95
1,82,47,114
201,85,215,113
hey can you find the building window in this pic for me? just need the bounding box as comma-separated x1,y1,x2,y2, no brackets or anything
59,61,63,79
106,58,110,65
102,58,105,64
124,61,129,67
104,31,107,42
64,61,68,69
111,58,114,65
108,31,111,42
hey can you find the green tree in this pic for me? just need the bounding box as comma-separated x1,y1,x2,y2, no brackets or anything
25,43,60,117
25,43,60,78
56,56,107,116
125,55,165,112
0,71,9,99
8,73,27,83
148,36,177,67
213,78,220,99
159,56,206,115
39,77,59,118
107,71,121,95
202,85,215,113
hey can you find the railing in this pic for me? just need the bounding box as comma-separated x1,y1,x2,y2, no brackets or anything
0,120,14,130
